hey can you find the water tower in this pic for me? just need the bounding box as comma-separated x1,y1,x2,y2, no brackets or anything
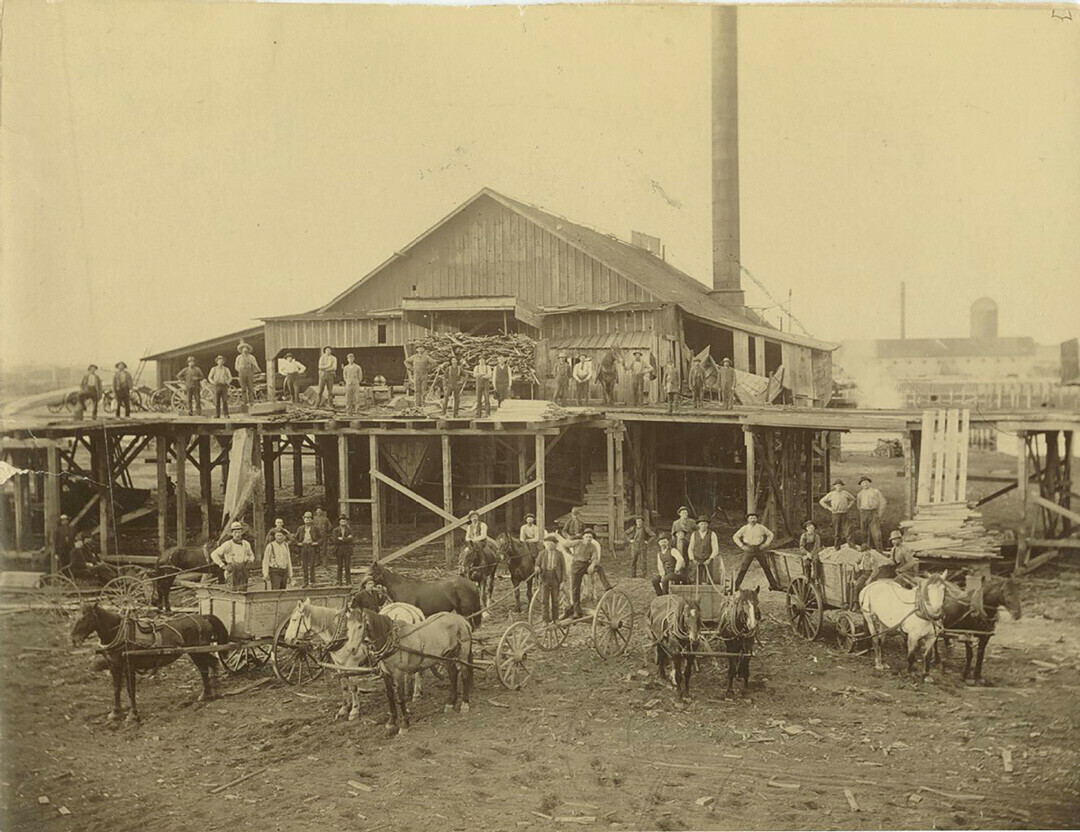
970,297,998,339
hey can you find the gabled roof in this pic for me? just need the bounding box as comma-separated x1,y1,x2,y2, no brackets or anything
319,188,835,352
146,325,264,361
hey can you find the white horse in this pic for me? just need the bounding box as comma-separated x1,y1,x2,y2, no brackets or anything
330,601,427,721
859,574,947,680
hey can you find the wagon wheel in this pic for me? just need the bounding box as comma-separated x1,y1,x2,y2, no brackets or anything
223,642,272,674
150,388,173,412
835,611,863,653
786,577,824,641
102,575,154,614
527,587,570,651
39,573,82,621
271,617,328,685
47,397,65,414
495,621,537,690
171,389,187,413
592,588,634,659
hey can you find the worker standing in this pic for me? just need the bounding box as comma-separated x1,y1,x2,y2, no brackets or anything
442,355,464,417
818,479,856,549
177,356,204,416
687,516,725,585
210,522,256,590
596,349,619,405
235,343,261,408
77,364,103,419
626,516,654,578
718,357,736,409
407,346,434,409
317,346,338,409
342,353,364,414
112,361,133,418
627,351,649,407
331,516,354,585
732,512,779,591
670,506,696,561
278,353,306,403
652,532,686,596
552,351,571,405
562,528,612,620
856,476,886,551
663,357,679,414
53,514,76,573
262,529,294,589
572,354,593,406
208,355,232,418
294,511,324,588
473,357,493,417
493,355,514,407
688,356,706,409
535,533,565,623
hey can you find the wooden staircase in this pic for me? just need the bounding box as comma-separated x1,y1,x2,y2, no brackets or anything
567,470,630,539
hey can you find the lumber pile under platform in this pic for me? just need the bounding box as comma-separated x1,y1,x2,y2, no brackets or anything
489,399,570,423
900,503,1004,560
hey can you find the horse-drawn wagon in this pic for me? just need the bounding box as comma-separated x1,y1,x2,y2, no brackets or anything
765,548,867,651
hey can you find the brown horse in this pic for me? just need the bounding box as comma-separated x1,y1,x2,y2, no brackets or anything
715,588,760,697
365,561,482,629
493,532,536,612
460,540,498,613
71,602,230,723
939,576,1022,685
648,595,702,700
152,543,223,612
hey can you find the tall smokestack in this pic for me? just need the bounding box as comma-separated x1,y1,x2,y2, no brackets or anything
900,281,907,339
710,6,743,308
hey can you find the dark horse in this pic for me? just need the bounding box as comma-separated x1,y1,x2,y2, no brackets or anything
715,587,760,697
152,543,224,612
367,560,483,630
460,541,498,613
71,602,230,723
648,595,701,700
939,576,1022,685
493,533,536,613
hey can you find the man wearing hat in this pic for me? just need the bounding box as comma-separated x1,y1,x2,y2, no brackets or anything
596,348,619,405
856,476,886,551
626,516,654,578
670,506,696,561
718,357,736,409
819,479,856,549
473,357,493,417
560,506,585,539
210,522,256,590
688,355,706,409
732,512,779,591
208,355,233,418
627,350,649,407
552,351,572,405
687,516,725,585
406,345,435,409
563,528,612,619
652,532,686,596
331,515,354,585
317,346,338,409
177,356,205,416
572,354,594,406
278,353,306,403
460,510,496,569
441,354,464,417
493,355,514,407
519,513,542,552
262,528,294,590
112,362,133,418
535,533,566,623
873,530,919,587
799,520,824,586
53,514,76,573
294,511,324,587
342,353,364,413
77,364,103,419
235,342,261,408
663,355,680,414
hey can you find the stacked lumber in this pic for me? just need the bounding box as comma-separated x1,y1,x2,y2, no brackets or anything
903,408,1002,560
406,333,539,386
489,399,571,423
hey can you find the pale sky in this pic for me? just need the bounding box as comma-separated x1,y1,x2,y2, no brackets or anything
2,2,1078,369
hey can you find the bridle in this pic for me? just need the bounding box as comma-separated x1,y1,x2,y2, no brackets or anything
914,578,945,622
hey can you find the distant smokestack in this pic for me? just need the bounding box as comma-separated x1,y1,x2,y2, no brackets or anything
710,6,743,308
971,297,998,339
900,281,906,339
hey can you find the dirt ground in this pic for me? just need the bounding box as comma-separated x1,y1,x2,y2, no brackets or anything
3,449,1080,831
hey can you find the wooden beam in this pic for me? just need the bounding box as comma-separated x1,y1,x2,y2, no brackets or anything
95,434,110,558
917,411,934,505
175,433,188,547
45,443,61,573
1027,539,1080,549
374,470,455,522
380,479,541,565
338,435,350,521
198,436,213,543
744,428,756,515
1015,432,1028,573
535,433,546,534
524,426,569,479
252,433,266,547
156,435,168,552
518,437,528,530
292,436,304,497
974,481,1017,507
1015,548,1063,576
606,426,616,542
902,433,914,519
369,434,382,561
1029,492,1080,526
12,464,26,550
957,408,971,502
654,463,744,476
262,437,276,525
442,434,454,568
614,424,625,546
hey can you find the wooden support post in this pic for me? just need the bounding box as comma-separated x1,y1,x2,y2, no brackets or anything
198,435,212,543
45,443,62,573
902,432,914,520
262,437,276,525
613,423,625,547
606,425,617,544
535,433,546,534
369,434,382,561
339,435,350,521
318,436,339,515
175,433,188,547
95,434,110,558
442,434,454,568
646,424,658,525
744,428,757,515
804,431,815,523
292,437,304,497
314,443,324,487
630,423,644,524
252,434,266,548
1015,431,1028,573
156,435,168,552
518,438,528,529
12,461,26,551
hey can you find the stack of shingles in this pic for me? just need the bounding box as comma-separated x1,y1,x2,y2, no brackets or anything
488,399,570,424
900,502,1004,559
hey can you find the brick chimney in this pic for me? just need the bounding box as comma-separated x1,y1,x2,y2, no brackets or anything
709,6,744,309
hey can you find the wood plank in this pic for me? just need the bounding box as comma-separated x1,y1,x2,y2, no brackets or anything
369,434,381,561
535,433,546,534
442,434,454,567
175,433,188,547
373,470,455,522
744,429,756,515
916,410,935,505
1029,493,1080,525
943,408,960,504
957,408,971,502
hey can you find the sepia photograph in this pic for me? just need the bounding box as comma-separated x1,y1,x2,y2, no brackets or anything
1,1,1078,829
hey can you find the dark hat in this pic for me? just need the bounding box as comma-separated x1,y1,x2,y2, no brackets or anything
657,532,670,542
832,479,845,487
633,350,642,356
747,512,759,519
87,364,99,371
889,530,903,540
677,505,689,514
859,476,872,485
543,533,559,543
273,528,287,536
215,355,226,362
115,361,127,370
237,341,251,352
804,519,816,529
721,358,732,365
582,527,595,537
696,516,709,524
186,355,196,362
525,513,535,521
323,345,333,351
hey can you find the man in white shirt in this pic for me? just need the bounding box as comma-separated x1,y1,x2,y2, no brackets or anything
518,513,541,553
856,476,887,551
235,342,261,408
210,522,256,590
279,353,307,403
342,353,364,414
732,513,779,591
819,479,856,549
572,355,593,406
473,358,493,417
460,510,494,570
317,346,338,409
652,532,686,596
687,516,725,586
262,528,294,589
208,355,233,418
562,528,612,619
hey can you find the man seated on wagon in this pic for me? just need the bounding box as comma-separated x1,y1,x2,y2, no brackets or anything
687,516,725,586
519,513,542,554
210,521,257,591
870,530,919,588
799,520,824,585
351,576,387,611
651,532,686,596
69,534,120,583
848,538,880,608
561,528,613,620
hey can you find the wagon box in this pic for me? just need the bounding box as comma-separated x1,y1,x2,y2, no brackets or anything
194,584,352,640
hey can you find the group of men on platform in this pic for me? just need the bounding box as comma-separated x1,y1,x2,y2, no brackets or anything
405,348,515,417
74,362,135,420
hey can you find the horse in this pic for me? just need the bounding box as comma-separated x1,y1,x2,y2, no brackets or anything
331,601,428,720
493,533,536,612
939,576,1022,685
860,573,947,680
714,588,761,696
349,607,473,736
460,540,498,613
647,595,701,700
365,560,483,630
70,602,230,723
151,543,223,612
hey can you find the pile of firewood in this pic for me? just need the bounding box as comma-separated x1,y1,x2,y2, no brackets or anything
406,333,539,386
